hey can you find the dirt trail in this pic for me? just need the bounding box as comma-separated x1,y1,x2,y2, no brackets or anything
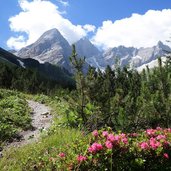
6,100,52,147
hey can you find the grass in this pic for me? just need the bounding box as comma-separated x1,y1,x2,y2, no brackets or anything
0,91,85,171
0,89,31,145
0,128,83,171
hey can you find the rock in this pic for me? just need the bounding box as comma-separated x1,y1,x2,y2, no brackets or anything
17,28,72,71
41,112,49,116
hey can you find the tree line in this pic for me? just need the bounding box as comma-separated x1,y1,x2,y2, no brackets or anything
69,45,171,132
0,61,74,94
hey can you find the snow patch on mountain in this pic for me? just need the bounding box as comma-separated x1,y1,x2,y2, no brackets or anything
137,57,167,72
17,59,25,68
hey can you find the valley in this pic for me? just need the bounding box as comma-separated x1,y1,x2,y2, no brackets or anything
1,0,171,170
1,26,171,171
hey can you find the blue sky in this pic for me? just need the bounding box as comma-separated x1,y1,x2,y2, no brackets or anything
1,0,171,50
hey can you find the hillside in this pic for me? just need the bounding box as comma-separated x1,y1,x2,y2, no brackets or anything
1,44,171,170
0,89,31,145
0,47,75,92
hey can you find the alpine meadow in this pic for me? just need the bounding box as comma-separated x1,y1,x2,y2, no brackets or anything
1,0,171,170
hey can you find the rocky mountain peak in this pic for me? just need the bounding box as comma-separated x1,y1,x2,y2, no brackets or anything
36,28,64,44
157,40,164,47
75,37,100,58
156,41,171,52
17,28,72,70
16,28,171,73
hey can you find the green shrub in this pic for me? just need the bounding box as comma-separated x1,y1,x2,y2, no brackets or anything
27,127,171,171
0,89,31,143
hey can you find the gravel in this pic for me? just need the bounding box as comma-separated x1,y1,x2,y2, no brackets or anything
5,100,52,148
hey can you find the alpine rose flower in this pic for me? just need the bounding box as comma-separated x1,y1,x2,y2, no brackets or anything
94,143,103,151
88,142,103,153
107,134,115,142
92,130,98,137
149,138,161,150
105,140,113,149
146,129,156,136
102,131,108,137
77,155,87,162
58,152,65,158
163,153,169,159
156,127,162,131
139,142,149,150
156,135,166,140
122,137,128,144
114,135,120,141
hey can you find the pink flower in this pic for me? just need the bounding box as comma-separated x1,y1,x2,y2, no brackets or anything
132,133,138,137
105,140,113,149
88,142,103,153
167,128,171,132
146,129,156,136
163,153,169,159
114,135,120,141
149,138,161,150
94,143,103,151
139,142,149,150
163,141,169,148
77,155,87,162
92,130,98,137
120,133,126,138
121,137,128,144
156,134,166,140
129,133,138,137
156,127,162,131
102,131,108,137
88,146,95,153
58,152,65,158
107,134,115,142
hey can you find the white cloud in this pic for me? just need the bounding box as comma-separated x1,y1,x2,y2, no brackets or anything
7,36,27,50
83,24,96,33
92,9,171,49
7,0,95,50
57,0,69,7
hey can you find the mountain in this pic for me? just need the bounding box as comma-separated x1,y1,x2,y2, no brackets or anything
17,29,106,71
136,57,167,72
74,37,171,71
16,28,171,72
102,41,171,69
102,46,137,69
75,37,105,69
0,47,74,88
130,41,171,68
75,37,100,58
17,28,72,71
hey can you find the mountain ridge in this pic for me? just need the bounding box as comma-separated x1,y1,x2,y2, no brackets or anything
0,47,74,88
17,28,72,71
15,28,171,71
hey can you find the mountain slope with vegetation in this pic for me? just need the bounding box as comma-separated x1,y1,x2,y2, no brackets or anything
1,46,171,170
0,47,75,93
0,89,31,145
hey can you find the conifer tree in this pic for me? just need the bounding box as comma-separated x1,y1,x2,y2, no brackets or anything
70,44,87,124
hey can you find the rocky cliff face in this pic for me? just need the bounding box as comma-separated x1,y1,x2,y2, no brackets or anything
102,41,171,69
102,46,137,68
75,37,105,69
16,28,171,72
75,37,100,58
17,28,72,70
